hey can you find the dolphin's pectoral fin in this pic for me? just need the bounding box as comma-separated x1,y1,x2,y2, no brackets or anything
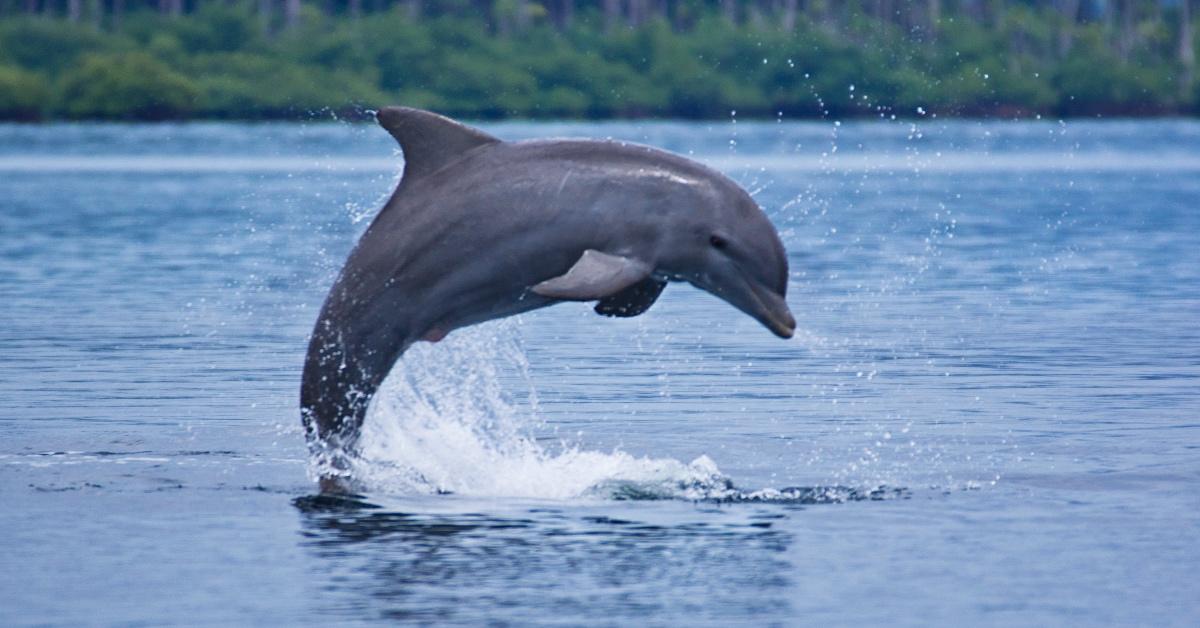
594,277,667,317
532,250,652,301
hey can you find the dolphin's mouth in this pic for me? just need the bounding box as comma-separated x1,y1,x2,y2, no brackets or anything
743,277,795,339
689,268,795,340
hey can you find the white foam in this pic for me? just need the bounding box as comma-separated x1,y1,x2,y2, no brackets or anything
350,321,730,499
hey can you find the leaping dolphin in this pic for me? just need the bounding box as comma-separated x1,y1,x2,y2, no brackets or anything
301,107,795,481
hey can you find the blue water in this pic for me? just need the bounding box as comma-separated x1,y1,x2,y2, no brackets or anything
1,118,1198,626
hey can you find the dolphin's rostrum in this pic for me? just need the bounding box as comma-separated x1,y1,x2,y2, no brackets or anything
301,107,795,482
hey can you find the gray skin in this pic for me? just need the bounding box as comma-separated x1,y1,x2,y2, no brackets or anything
301,107,795,480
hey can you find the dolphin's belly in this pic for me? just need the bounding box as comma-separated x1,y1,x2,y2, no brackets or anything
399,253,559,344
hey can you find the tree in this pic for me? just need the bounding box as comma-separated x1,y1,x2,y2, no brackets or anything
552,0,573,30
722,0,737,24
1057,0,1083,57
781,0,798,31
604,0,620,32
285,0,301,28
56,51,199,119
1182,0,1195,101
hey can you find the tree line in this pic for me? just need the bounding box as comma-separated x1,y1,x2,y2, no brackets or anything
0,1,1196,120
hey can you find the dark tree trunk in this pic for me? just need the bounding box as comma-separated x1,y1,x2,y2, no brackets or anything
670,0,689,30
259,0,273,33
603,0,620,31
1183,0,1196,65
554,0,573,30
989,0,1005,27
746,0,765,29
870,0,883,21
158,0,182,16
518,0,532,29
627,0,649,27
1116,0,1134,61
1057,0,1082,57
285,0,300,27
653,0,667,21
809,0,831,27
782,0,797,31
1181,0,1195,97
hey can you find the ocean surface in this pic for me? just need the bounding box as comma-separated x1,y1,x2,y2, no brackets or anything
1,118,1197,626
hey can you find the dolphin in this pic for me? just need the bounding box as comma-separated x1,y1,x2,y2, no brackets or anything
301,107,795,478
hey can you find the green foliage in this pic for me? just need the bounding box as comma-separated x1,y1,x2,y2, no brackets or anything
120,3,264,53
56,52,199,119
0,65,50,120
185,53,385,118
0,18,124,75
1055,30,1176,115
0,2,1194,120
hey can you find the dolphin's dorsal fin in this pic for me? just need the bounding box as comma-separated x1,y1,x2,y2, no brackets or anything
532,250,652,301
376,106,500,180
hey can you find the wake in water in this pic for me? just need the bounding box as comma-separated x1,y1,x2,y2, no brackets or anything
309,320,903,503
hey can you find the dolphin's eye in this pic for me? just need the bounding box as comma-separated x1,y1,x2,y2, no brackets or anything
709,235,728,250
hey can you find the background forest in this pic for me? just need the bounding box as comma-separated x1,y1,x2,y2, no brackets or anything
0,0,1197,120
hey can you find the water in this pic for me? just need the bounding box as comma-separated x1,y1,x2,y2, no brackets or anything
1,118,1198,626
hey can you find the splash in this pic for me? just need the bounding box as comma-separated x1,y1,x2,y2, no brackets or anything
321,320,909,504
339,320,736,500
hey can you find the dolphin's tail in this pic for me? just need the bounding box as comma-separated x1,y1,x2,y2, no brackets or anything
300,312,409,485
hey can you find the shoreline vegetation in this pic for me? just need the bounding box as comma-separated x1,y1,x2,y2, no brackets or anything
0,1,1197,122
